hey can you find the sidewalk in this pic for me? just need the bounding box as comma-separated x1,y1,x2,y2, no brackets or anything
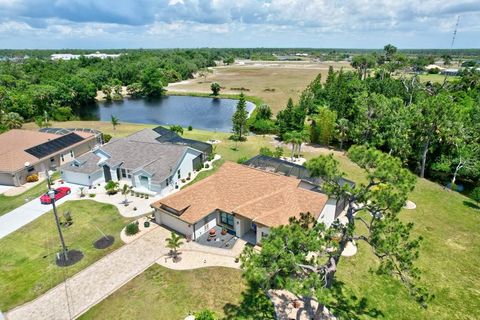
6,227,170,320
0,191,75,239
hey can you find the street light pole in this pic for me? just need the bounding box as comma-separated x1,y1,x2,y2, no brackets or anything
48,190,68,262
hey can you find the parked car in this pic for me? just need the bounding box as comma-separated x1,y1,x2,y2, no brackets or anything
40,187,71,204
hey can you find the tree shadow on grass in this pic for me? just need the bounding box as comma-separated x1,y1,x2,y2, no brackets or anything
222,285,275,320
463,201,480,210
222,281,382,320
329,281,384,319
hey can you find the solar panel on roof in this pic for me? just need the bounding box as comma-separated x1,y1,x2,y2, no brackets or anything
25,133,84,159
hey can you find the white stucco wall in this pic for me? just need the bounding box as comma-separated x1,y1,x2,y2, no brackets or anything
318,198,338,227
234,216,251,238
154,209,193,238
256,226,270,244
194,212,217,239
170,148,202,187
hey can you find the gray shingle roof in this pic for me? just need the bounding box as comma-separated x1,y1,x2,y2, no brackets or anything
61,152,101,174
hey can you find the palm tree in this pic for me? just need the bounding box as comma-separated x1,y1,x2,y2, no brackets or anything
166,232,184,262
335,118,349,150
170,125,184,136
283,132,297,160
283,131,305,160
111,115,119,130
2,112,24,129
121,184,132,205
296,129,310,157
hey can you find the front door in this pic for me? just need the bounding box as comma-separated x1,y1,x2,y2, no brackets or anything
103,165,112,182
140,176,149,188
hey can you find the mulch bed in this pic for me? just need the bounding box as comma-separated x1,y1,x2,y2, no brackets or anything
56,249,84,267
93,235,115,249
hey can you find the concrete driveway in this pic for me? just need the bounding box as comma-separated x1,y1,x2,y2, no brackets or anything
0,187,77,240
0,185,13,195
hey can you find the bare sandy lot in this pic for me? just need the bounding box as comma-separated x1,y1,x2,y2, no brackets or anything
167,60,352,114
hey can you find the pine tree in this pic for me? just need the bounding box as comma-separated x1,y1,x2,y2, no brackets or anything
232,93,248,141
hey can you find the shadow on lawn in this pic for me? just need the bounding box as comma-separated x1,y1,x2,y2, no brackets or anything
463,200,480,210
222,281,382,320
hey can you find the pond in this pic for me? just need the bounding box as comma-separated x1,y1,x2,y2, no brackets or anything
79,95,256,132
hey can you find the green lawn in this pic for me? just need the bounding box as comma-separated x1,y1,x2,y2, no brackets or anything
0,200,130,311
20,121,480,319
80,265,249,320
0,172,60,217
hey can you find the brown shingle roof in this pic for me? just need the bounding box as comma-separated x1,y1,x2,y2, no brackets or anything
0,129,93,173
151,161,328,228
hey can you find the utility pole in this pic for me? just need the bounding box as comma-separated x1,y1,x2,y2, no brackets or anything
48,189,69,263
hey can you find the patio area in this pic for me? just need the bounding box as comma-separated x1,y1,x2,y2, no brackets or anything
195,225,238,249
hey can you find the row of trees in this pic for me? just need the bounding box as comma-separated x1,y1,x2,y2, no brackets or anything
0,50,218,132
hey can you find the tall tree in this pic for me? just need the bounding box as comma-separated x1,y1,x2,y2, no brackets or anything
335,118,349,150
351,55,376,80
231,93,248,141
309,107,337,146
414,94,457,178
170,125,184,136
1,112,23,129
241,146,428,319
210,82,221,96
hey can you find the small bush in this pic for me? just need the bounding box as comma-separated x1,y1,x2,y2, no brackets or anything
89,193,96,198
26,174,39,183
125,222,139,235
188,125,193,131
195,309,217,320
204,163,210,169
237,156,249,164
103,133,112,143
181,178,186,183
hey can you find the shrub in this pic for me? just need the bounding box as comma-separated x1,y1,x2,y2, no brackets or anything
181,178,186,183
471,187,480,206
188,125,193,131
204,163,210,169
237,156,249,164
274,146,284,158
195,309,217,320
102,133,112,143
26,174,39,183
259,147,273,157
89,193,96,198
125,222,139,235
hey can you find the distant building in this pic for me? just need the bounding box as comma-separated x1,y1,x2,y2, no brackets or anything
425,64,445,71
51,51,121,61
441,68,459,76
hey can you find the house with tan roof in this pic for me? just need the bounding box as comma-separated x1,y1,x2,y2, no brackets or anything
0,129,96,186
151,161,343,245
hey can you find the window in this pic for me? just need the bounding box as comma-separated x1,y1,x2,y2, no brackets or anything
50,157,55,162
61,154,65,162
70,150,74,157
177,169,181,179
121,169,127,178
27,167,35,172
220,212,234,228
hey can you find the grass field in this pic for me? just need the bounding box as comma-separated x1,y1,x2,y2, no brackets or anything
0,172,60,217
167,61,352,113
80,265,248,320
0,200,130,311
21,121,480,319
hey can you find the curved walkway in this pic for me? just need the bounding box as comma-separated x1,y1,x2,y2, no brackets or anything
6,227,170,320
5,225,246,320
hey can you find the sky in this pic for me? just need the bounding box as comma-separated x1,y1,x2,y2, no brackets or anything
0,0,479,49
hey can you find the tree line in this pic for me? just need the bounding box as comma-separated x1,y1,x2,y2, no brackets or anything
0,50,218,131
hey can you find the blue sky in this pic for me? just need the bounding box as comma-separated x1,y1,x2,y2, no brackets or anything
0,0,479,49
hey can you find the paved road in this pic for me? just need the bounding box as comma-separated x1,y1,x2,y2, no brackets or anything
6,227,169,320
0,190,75,240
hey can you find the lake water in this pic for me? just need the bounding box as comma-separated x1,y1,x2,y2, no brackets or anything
80,95,256,132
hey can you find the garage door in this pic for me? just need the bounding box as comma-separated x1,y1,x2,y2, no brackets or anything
159,212,192,237
0,173,14,186
62,170,91,186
